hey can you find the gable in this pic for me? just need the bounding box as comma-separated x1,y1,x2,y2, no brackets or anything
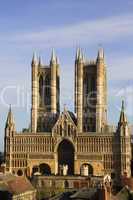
52,110,77,137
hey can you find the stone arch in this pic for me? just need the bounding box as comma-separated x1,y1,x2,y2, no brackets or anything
57,139,75,175
55,138,75,153
17,169,23,176
80,163,93,176
39,163,51,175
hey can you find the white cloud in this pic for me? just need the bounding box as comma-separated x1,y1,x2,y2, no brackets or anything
1,13,133,48
107,56,133,80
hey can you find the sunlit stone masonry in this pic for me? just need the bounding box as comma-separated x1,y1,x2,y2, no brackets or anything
4,48,131,179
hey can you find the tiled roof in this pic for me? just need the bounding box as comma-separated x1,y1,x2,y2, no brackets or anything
70,188,97,199
0,174,35,195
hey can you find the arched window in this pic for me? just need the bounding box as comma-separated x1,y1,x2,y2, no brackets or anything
58,140,75,175
91,76,96,93
44,75,51,106
80,163,93,176
39,163,51,175
39,76,43,106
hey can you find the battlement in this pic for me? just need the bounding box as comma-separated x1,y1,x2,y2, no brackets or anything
84,59,96,65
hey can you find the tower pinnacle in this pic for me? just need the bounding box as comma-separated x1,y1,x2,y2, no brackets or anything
56,56,59,65
78,48,83,61
97,48,104,60
38,56,41,66
31,52,38,66
75,48,80,61
51,48,56,63
5,105,15,129
119,100,127,124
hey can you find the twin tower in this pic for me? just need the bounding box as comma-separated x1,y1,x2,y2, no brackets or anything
31,48,107,134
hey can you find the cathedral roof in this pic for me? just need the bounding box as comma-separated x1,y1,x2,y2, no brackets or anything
0,174,35,195
67,111,77,125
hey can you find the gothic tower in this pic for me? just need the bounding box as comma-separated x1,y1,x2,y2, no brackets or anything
4,106,16,172
117,101,131,177
75,48,107,133
31,50,60,133
75,49,84,133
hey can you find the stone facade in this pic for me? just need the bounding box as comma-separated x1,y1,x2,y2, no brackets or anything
4,49,132,179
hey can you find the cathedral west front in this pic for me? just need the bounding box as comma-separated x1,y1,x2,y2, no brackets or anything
4,48,132,179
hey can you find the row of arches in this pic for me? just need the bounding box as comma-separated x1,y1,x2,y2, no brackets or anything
31,163,93,176
15,140,94,177
14,163,93,177
32,163,51,175
32,140,93,176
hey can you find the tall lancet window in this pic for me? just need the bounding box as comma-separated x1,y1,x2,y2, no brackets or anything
44,74,51,107
39,75,43,107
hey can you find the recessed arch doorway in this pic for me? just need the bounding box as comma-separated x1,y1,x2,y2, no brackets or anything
80,163,93,176
58,139,74,175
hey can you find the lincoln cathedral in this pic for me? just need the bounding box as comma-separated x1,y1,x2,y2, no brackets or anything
4,48,131,179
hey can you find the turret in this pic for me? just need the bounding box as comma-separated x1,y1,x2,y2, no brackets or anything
4,105,15,173
96,48,107,132
38,56,42,67
56,55,60,113
50,48,56,64
117,100,131,177
31,52,38,133
50,49,57,113
118,100,129,136
5,105,16,135
97,48,104,60
31,52,38,66
75,48,79,113
75,48,84,133
75,48,80,62
78,48,83,62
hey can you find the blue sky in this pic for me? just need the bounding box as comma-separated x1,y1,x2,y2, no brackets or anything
0,0,133,150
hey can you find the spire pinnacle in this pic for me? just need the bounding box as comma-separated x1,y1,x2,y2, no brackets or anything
56,56,59,65
31,52,38,66
78,48,83,60
38,56,41,66
76,48,80,60
81,49,85,63
119,100,127,124
97,48,104,60
122,99,124,112
6,105,15,128
51,48,56,63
